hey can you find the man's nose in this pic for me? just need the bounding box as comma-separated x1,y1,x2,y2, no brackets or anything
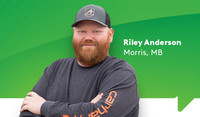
83,33,94,41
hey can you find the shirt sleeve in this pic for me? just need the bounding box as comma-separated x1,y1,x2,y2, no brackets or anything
19,61,57,117
40,65,139,117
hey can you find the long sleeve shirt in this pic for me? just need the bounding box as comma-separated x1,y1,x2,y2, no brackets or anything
20,56,139,117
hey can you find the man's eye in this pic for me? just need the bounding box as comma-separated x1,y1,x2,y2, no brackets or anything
78,31,86,33
94,31,100,33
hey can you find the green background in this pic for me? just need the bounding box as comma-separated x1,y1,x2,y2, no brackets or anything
0,0,200,111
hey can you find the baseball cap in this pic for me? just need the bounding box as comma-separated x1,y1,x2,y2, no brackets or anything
71,4,111,28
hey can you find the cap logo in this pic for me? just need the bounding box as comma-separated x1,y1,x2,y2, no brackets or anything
85,8,95,17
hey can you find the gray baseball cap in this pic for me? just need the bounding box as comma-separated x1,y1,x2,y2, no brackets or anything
71,4,111,28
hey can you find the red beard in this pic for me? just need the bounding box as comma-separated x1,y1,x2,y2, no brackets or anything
73,37,110,67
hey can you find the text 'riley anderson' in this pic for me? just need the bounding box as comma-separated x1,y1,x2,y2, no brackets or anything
124,39,182,47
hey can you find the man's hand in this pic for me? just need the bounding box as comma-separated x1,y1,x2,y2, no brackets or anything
90,93,103,104
20,92,46,115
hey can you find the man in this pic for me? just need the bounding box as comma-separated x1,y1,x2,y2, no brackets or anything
20,4,139,117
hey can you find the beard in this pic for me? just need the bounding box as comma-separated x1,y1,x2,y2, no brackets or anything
73,36,110,67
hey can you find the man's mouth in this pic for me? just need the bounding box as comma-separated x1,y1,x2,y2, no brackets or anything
81,43,96,46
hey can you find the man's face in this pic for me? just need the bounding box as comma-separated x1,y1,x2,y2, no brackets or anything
73,20,114,67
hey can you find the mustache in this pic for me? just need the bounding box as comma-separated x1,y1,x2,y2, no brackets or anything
80,41,97,46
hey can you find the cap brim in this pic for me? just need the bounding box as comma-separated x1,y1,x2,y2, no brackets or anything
71,19,108,27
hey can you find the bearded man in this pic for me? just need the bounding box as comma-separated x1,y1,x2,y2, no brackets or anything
20,4,139,117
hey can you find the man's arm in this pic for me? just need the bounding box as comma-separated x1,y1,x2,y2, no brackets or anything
21,68,139,117
21,92,104,116
20,60,56,117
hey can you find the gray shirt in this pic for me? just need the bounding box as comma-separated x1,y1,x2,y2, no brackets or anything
20,56,139,117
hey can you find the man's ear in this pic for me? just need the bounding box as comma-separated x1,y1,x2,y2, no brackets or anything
73,27,75,32
109,28,114,43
